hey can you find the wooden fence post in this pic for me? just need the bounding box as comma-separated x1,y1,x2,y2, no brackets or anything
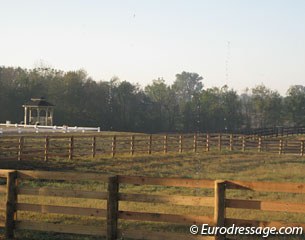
17,136,24,161
5,171,17,239
214,180,226,240
7,132,305,160
242,136,245,152
163,135,168,154
193,134,197,153
92,136,96,158
229,134,233,151
107,176,119,240
206,134,210,152
130,135,135,155
179,135,183,153
148,135,152,155
258,137,262,152
69,136,74,160
279,139,283,155
111,136,116,157
218,134,222,151
44,136,49,161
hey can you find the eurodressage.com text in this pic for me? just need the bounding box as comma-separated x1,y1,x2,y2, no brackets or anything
189,224,303,238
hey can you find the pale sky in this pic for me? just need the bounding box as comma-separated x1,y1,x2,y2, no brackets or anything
1,0,305,95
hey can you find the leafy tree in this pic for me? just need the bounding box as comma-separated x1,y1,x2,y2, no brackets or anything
251,84,283,128
172,72,204,131
240,88,253,129
145,79,168,130
219,85,243,131
172,71,203,102
145,79,179,131
1,66,303,133
285,85,305,126
200,87,223,131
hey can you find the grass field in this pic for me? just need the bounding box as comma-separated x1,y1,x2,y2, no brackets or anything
0,150,305,239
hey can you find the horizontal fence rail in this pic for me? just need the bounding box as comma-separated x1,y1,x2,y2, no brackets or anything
238,126,305,137
0,170,304,239
0,123,101,134
1,133,305,161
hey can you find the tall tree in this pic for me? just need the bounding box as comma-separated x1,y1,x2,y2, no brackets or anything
1,66,302,133
172,71,203,102
220,85,243,131
240,88,254,129
172,72,203,131
145,79,178,131
251,85,283,128
285,85,305,126
200,87,223,131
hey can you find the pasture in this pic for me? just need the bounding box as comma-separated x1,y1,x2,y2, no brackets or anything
0,149,304,239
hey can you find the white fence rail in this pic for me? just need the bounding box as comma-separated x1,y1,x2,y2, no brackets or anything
0,123,100,135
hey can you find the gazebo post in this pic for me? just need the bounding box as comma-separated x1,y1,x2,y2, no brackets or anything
37,107,40,125
24,106,27,125
45,108,48,126
29,108,32,124
50,109,54,126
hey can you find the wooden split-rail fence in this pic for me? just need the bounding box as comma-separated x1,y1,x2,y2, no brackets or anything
1,133,305,161
238,126,305,137
0,170,304,239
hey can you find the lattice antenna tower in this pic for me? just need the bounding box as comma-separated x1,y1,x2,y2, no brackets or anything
108,82,113,130
225,41,231,83
196,95,200,133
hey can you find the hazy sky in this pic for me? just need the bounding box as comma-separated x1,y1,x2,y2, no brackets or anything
1,0,305,95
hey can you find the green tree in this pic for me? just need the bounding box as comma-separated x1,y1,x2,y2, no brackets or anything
220,85,243,131
200,87,223,131
172,71,203,102
251,84,283,128
285,85,305,126
240,88,253,129
145,79,178,131
172,72,203,131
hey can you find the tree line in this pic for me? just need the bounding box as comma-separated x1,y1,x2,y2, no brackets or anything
0,66,304,133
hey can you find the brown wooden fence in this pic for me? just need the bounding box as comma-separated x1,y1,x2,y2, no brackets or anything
1,133,305,161
238,126,305,137
0,170,304,239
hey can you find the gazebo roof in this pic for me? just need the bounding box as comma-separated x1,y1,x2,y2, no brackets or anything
23,97,54,107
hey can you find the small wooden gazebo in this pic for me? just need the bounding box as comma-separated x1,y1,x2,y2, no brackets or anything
22,97,55,126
